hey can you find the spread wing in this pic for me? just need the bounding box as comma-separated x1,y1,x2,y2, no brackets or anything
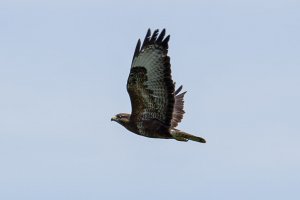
127,29,175,128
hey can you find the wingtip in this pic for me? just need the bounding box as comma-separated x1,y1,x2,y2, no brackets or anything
162,35,170,48
146,28,151,34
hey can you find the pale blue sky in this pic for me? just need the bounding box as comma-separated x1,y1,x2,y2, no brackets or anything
0,0,300,199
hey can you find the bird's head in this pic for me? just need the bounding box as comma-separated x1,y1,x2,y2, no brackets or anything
111,113,131,125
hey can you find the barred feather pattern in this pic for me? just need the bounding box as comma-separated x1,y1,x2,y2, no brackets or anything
171,85,186,128
127,29,174,136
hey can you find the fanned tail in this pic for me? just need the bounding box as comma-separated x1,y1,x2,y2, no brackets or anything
170,129,206,143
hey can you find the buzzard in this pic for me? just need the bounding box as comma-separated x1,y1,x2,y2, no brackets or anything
111,29,206,143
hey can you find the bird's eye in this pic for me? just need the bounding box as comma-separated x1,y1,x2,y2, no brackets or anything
117,114,122,118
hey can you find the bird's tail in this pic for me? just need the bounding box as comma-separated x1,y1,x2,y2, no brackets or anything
170,129,206,143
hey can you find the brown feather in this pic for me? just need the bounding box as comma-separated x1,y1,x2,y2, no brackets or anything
171,85,186,128
127,28,174,138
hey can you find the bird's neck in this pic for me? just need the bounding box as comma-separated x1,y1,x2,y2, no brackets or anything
121,119,138,134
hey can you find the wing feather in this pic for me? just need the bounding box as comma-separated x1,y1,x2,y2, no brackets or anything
131,39,141,65
127,29,175,131
171,85,186,128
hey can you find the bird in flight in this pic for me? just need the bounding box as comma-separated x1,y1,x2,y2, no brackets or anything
111,29,206,143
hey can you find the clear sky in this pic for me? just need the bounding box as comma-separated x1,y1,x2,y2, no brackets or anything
0,0,299,199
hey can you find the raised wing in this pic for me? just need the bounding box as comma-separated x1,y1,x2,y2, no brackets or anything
127,29,175,127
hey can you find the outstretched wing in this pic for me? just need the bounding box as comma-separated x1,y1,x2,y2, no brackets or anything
127,29,175,129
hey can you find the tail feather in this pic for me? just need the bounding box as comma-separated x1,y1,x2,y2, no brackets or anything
170,129,206,143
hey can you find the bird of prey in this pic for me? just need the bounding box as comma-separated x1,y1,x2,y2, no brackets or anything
111,29,206,143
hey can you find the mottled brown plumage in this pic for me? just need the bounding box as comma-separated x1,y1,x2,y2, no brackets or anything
111,29,206,143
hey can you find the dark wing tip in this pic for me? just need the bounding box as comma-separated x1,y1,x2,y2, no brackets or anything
161,35,170,49
141,28,170,50
132,28,170,65
149,29,159,44
156,29,166,44
175,85,183,95
132,39,141,64
141,29,151,49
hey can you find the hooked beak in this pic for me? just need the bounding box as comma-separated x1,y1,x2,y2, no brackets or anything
111,116,117,122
